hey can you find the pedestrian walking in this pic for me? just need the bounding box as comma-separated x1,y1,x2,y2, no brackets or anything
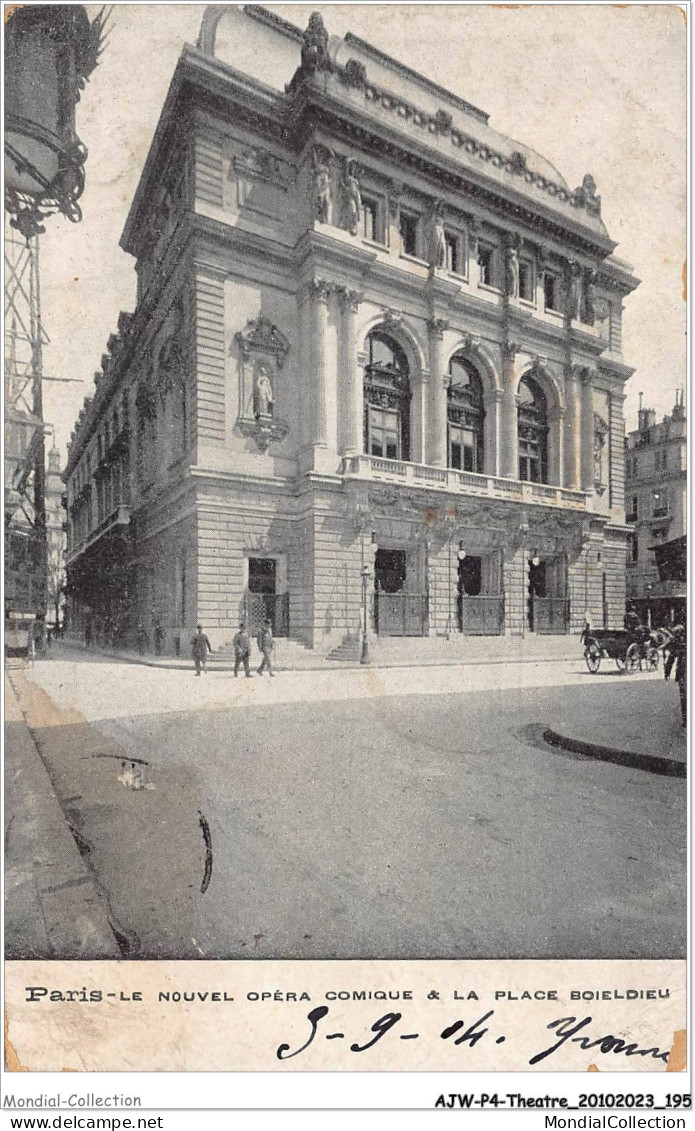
233,622,252,678
256,618,275,676
663,624,684,681
191,624,212,676
664,625,687,727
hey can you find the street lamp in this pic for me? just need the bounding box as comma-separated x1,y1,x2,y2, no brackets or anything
5,5,110,240
360,562,371,665
456,543,466,634
646,583,653,630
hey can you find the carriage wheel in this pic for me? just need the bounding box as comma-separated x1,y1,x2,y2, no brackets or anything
625,643,641,674
615,653,626,672
645,646,660,672
585,642,601,673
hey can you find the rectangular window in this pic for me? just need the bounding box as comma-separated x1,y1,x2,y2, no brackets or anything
448,423,476,472
543,272,560,312
445,231,460,275
361,196,381,243
626,496,638,523
653,489,669,518
478,243,495,287
368,405,400,461
399,210,419,257
629,533,639,563
519,259,534,301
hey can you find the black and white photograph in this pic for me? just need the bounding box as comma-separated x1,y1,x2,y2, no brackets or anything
3,0,687,1090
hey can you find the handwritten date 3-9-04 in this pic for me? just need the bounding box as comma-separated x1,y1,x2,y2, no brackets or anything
276,1006,671,1066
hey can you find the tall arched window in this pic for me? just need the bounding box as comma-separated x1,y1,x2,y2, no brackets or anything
363,331,411,461
447,354,484,472
517,374,548,483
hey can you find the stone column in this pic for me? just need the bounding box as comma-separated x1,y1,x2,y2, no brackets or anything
483,388,503,477
339,288,363,457
498,341,519,479
564,365,582,490
548,406,565,486
426,318,448,467
580,367,596,493
309,279,331,449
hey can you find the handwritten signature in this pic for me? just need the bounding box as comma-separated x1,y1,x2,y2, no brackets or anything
276,1006,670,1065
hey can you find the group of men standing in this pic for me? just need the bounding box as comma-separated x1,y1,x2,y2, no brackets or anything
191,620,275,678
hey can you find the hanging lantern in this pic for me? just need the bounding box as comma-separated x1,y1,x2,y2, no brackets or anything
4,5,110,241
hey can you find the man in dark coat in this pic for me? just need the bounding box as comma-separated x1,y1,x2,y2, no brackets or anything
233,622,252,678
256,619,275,677
191,624,212,676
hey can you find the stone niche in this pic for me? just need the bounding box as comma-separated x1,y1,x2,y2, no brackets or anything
231,145,291,222
234,317,290,452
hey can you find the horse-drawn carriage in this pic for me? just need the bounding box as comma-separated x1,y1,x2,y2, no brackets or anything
582,627,660,674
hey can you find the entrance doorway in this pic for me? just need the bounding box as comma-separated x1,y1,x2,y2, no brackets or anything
457,552,504,635
528,555,568,634
245,557,289,636
374,547,426,636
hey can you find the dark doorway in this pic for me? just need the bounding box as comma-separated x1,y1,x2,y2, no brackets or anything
375,548,406,593
528,559,546,631
458,555,482,597
245,558,288,637
248,557,276,595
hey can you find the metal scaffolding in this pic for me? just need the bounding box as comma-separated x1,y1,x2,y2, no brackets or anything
4,223,48,615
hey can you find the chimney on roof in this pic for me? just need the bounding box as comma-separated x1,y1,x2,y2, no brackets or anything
638,406,656,433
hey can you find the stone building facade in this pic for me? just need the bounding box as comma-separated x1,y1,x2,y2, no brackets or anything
65,7,639,656
625,395,687,624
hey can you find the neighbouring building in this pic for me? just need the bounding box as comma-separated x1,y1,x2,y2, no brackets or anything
45,444,67,630
625,394,687,626
64,6,639,656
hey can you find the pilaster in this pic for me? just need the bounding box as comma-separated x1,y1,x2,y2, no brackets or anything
564,365,582,490
499,340,520,479
580,367,596,495
338,287,363,457
426,317,448,467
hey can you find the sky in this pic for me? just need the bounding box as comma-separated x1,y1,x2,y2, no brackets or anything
31,2,687,457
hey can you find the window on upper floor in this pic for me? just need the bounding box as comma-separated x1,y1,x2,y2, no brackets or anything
361,195,385,244
626,495,638,523
543,272,562,313
477,242,497,288
445,230,464,276
518,258,535,302
363,331,411,462
628,533,639,563
399,209,420,257
447,355,484,473
517,374,548,483
653,489,669,518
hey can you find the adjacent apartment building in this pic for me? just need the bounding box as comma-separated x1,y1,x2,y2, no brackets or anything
625,394,687,625
64,6,639,655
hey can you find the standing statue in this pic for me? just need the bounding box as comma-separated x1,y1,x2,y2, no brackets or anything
341,160,362,236
312,148,332,224
563,259,582,319
504,242,519,298
582,267,598,325
301,12,330,74
254,364,274,418
428,202,446,269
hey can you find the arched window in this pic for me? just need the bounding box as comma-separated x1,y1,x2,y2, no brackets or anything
517,374,548,483
363,331,411,461
447,354,484,472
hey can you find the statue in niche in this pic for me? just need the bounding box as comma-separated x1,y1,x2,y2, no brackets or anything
563,260,582,319
341,160,362,236
428,202,446,269
301,11,330,74
312,148,332,224
253,363,275,419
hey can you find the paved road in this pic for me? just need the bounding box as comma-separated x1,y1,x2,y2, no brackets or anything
13,645,686,961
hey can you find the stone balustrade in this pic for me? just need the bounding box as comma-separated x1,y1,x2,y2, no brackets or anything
341,454,587,510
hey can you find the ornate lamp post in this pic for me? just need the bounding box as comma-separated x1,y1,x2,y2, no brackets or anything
360,562,371,665
456,543,466,633
5,5,110,241
646,582,653,630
